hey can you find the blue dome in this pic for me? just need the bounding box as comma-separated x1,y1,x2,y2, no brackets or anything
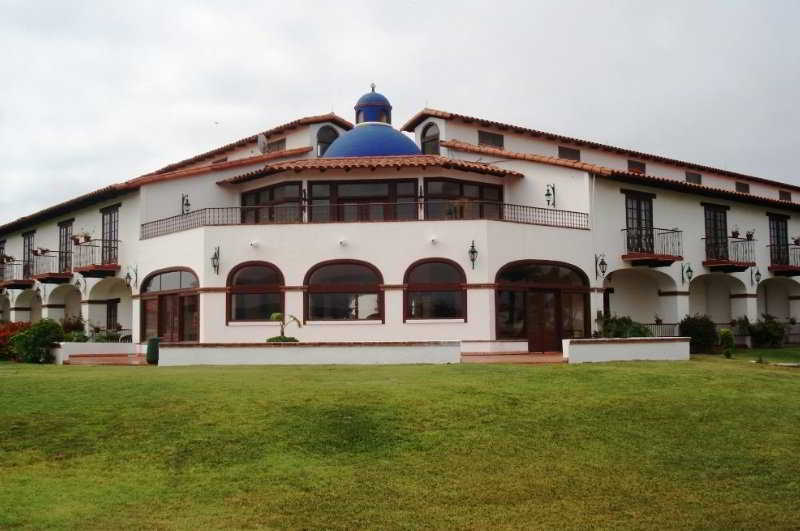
323,123,422,157
354,83,393,124
356,91,391,107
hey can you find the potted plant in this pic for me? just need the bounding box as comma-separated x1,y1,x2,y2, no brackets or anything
70,234,81,245
731,225,740,238
267,312,302,342
745,229,755,241
654,314,663,325
792,235,800,246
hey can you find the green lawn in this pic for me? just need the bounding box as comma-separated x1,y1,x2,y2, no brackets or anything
1,352,799,530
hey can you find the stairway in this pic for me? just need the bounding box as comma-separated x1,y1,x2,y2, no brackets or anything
64,353,147,366
461,352,566,364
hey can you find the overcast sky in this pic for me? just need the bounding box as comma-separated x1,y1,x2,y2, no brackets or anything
1,0,799,224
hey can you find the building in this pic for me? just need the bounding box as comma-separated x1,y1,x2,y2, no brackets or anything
1,86,798,358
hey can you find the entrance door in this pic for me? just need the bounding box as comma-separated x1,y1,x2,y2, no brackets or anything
159,294,180,342
526,290,561,352
625,193,654,253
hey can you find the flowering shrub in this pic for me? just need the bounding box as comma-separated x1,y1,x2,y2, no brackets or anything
10,319,64,364
0,322,32,360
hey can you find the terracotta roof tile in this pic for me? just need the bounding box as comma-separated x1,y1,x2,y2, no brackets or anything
404,107,800,193
220,155,523,185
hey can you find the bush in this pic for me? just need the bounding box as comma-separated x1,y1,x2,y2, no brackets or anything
63,331,89,343
597,314,652,338
146,337,160,365
266,336,300,343
9,319,64,364
0,322,31,360
749,314,787,348
679,314,718,354
719,328,735,359
60,315,85,334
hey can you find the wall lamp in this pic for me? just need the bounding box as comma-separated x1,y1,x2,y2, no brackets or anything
211,246,221,275
125,265,138,289
181,193,191,215
681,262,694,285
468,241,478,270
751,267,762,286
595,253,607,279
545,184,557,208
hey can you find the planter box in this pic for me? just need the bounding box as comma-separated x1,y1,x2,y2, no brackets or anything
159,341,461,366
563,337,690,364
52,342,140,365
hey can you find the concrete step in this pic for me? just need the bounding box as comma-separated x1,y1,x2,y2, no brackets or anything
461,352,565,364
65,354,147,366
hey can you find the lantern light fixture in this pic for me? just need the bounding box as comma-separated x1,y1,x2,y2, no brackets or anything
468,241,478,269
545,184,557,208
681,262,694,285
595,253,608,279
211,246,221,275
181,193,191,215
752,267,762,286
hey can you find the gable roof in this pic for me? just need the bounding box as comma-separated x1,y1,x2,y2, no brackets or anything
220,154,523,185
403,108,800,193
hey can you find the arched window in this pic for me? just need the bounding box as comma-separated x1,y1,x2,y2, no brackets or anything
317,126,339,156
404,259,466,320
227,262,284,322
356,110,365,124
421,123,440,155
140,268,200,343
305,260,383,321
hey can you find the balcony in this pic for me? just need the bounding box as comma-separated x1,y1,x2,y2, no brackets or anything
703,237,755,272
31,252,73,284
73,239,121,278
0,261,35,290
768,244,800,276
140,200,591,240
620,227,683,267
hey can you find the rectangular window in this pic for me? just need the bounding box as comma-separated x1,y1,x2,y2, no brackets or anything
308,292,380,320
478,130,504,149
623,191,654,253
241,181,302,224
558,146,580,161
628,160,646,174
424,178,503,221
768,214,789,265
780,190,792,202
704,204,729,260
685,172,702,184
58,220,73,272
735,181,750,194
266,138,286,153
22,231,35,278
101,205,119,265
308,180,417,222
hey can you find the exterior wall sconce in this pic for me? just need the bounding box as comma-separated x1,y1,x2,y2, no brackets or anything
681,263,693,285
181,194,191,215
74,277,86,295
545,184,557,208
211,246,221,275
468,241,478,269
595,253,607,279
125,265,138,289
751,267,761,286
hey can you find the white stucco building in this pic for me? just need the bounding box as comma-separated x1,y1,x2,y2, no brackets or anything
2,86,799,359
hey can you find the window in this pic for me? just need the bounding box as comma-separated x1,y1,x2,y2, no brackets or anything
101,204,119,265
628,160,646,174
0,240,5,258
309,180,417,222
735,181,750,194
305,261,383,321
623,190,654,253
266,138,286,153
316,126,339,157
703,203,729,260
424,178,502,220
768,214,790,265
421,123,440,155
22,231,34,277
685,172,702,184
140,268,200,342
241,181,302,223
558,146,580,161
227,262,284,321
780,190,792,202
478,130,504,149
404,259,466,320
356,110,365,124
58,220,73,272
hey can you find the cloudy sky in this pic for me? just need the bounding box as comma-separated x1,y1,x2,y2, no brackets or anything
1,0,799,224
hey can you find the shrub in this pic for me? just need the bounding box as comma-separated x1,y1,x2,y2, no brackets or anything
719,328,735,359
0,322,31,360
146,337,160,365
63,331,89,343
731,316,751,336
60,315,85,334
266,336,300,343
749,314,787,348
679,314,718,354
597,315,653,338
9,319,64,364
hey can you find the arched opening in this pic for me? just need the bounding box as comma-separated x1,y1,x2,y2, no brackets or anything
316,126,339,157
305,260,383,321
421,123,440,155
227,262,284,322
603,268,678,334
14,289,41,324
0,293,10,322
495,260,589,352
757,277,799,321
404,258,466,320
47,283,82,325
689,273,747,326
140,268,199,343
88,277,133,341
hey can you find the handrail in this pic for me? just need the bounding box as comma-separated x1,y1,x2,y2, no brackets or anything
74,239,120,267
703,237,755,263
621,227,683,257
767,243,800,267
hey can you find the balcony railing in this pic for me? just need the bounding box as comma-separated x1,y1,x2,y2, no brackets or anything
32,253,72,277
74,239,120,268
621,227,683,257
704,237,755,263
0,261,33,283
643,323,679,337
768,244,800,267
140,200,590,240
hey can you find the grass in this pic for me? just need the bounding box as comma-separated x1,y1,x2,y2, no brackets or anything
1,351,799,530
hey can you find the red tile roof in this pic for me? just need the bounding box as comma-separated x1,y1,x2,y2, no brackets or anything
220,155,523,185
441,140,612,174
403,108,800,193
148,113,352,175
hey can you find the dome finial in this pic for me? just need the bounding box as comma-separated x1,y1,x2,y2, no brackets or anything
370,82,376,92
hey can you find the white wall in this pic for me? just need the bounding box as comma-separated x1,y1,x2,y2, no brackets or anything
564,337,690,364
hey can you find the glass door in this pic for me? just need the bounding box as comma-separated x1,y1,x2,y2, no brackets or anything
704,205,728,260
625,194,653,253
526,290,561,352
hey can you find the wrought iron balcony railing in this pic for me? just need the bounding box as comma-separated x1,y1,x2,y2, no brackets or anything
643,323,679,337
74,239,120,268
704,237,755,263
621,227,683,257
140,200,591,240
768,244,800,267
32,253,72,276
0,261,32,282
